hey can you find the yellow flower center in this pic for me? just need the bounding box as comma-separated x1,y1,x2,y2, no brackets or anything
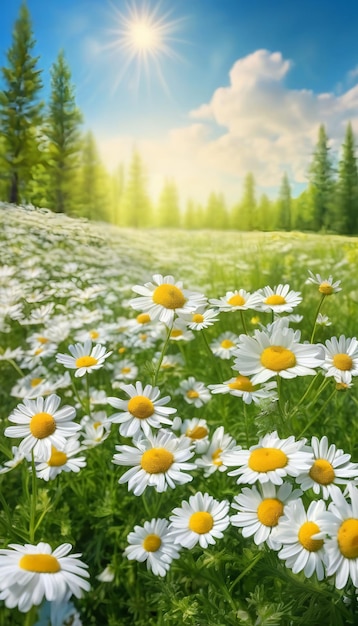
189,511,214,534
152,284,186,309
31,377,43,387
221,339,235,349
265,294,286,305
227,294,246,307
309,459,335,485
212,448,223,466
171,329,183,338
30,412,56,439
90,330,99,339
257,498,284,527
127,395,154,419
251,316,260,325
140,447,174,473
118,347,126,354
136,313,151,324
298,521,323,552
186,389,199,399
19,553,61,573
75,355,98,368
121,367,131,374
142,533,162,552
186,425,208,440
333,353,353,371
192,313,205,323
248,447,288,472
37,336,49,344
319,282,333,295
34,348,43,356
260,346,296,371
48,446,68,467
228,375,255,392
336,382,350,391
139,333,147,341
337,519,358,558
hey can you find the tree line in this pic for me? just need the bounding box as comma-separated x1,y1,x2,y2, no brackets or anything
1,4,358,233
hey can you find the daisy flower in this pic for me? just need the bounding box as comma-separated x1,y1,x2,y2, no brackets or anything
113,359,139,382
321,335,358,384
210,331,240,360
306,270,342,295
169,492,230,549
196,426,241,477
0,542,90,613
230,482,302,549
233,318,323,384
173,416,210,453
209,289,261,312
169,319,194,342
56,339,112,377
4,394,81,461
0,446,26,474
179,307,219,330
296,436,358,500
272,499,334,580
222,431,313,485
107,382,176,437
129,274,206,327
254,284,302,314
112,430,196,496
80,412,112,448
35,437,86,481
209,375,277,405
326,485,358,588
177,376,211,408
124,518,181,577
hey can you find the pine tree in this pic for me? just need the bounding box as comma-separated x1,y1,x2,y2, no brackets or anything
231,173,256,230
278,172,292,230
157,179,180,227
78,131,111,221
205,192,228,229
257,193,272,230
0,3,43,204
308,125,335,231
119,150,151,227
45,50,82,213
336,122,358,234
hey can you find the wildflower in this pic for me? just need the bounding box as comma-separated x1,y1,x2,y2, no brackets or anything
169,492,230,549
112,430,196,496
177,376,211,408
210,331,240,360
169,319,194,342
223,431,313,485
80,412,112,448
196,426,240,477
129,274,206,327
107,382,176,437
209,375,277,405
35,437,86,481
230,482,302,549
180,307,219,330
113,358,138,382
306,270,342,295
296,436,358,500
209,289,261,312
254,284,302,314
0,446,26,474
273,499,334,580
321,335,358,384
124,518,181,576
56,339,112,377
326,485,358,588
5,394,80,460
173,416,210,453
0,542,90,612
233,318,323,384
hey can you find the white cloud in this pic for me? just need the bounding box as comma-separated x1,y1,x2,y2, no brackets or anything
97,49,358,205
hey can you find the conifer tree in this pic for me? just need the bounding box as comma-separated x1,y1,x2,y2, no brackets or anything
231,173,256,230
205,192,228,229
157,179,180,227
308,125,335,230
45,50,82,213
78,131,111,221
0,3,43,204
257,193,271,230
336,122,358,234
119,150,151,227
278,172,292,230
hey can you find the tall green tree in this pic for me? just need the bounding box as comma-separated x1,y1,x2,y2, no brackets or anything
257,193,272,230
119,150,151,227
78,131,111,221
0,3,43,204
157,179,180,227
231,173,256,230
336,122,358,234
45,50,82,213
308,124,335,231
204,192,228,229
278,172,292,230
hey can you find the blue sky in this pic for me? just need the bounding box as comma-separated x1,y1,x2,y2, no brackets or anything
2,0,358,204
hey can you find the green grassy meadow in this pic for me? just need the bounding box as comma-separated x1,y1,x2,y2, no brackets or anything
1,203,358,625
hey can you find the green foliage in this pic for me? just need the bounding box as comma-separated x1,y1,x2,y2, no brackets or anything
336,122,358,234
119,150,152,226
277,172,292,231
157,179,181,227
308,125,335,231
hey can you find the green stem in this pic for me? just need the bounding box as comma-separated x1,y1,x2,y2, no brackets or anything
29,450,37,543
276,375,286,426
24,605,38,626
86,372,92,418
201,329,222,381
291,373,321,416
243,403,250,448
298,387,337,438
153,321,173,386
229,550,264,593
310,294,325,343
71,376,86,412
239,310,248,335
6,358,24,377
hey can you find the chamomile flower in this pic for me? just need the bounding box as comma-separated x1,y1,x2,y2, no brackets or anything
173,416,210,453
124,518,181,577
4,394,80,461
233,319,323,384
306,270,342,295
325,485,358,588
112,430,196,496
179,307,219,330
230,482,302,549
272,499,334,580
0,542,90,612
0,446,26,474
129,274,206,327
255,284,302,314
196,426,240,477
56,339,112,377
35,437,86,481
169,492,230,549
209,289,261,312
296,436,358,499
169,319,194,342
177,377,211,408
209,375,277,405
113,359,138,382
80,412,112,448
210,331,240,360
223,431,313,485
107,382,176,437
321,335,358,384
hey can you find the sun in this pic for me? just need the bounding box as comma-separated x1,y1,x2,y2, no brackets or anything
106,2,186,93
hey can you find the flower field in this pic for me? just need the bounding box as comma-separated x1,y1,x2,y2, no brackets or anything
1,202,358,625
